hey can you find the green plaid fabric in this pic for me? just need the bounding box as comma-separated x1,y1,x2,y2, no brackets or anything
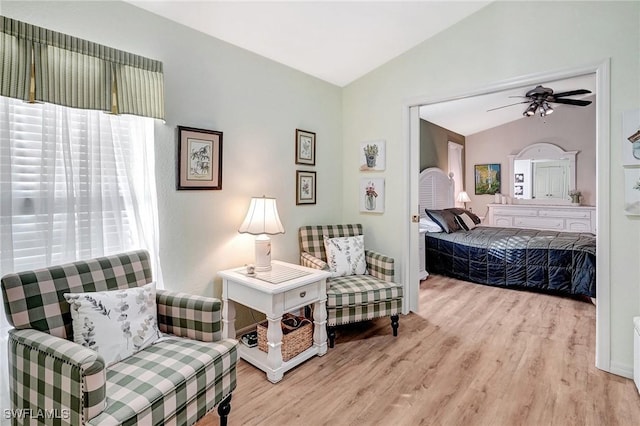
87,337,237,425
8,328,108,424
300,252,329,271
365,250,394,282
157,290,222,342
327,275,403,309
298,224,403,332
328,299,403,326
299,224,363,262
1,250,152,340
1,250,238,425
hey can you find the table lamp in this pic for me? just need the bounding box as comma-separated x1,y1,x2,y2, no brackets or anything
238,196,285,271
457,191,471,210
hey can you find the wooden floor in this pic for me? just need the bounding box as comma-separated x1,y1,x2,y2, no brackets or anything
199,275,640,426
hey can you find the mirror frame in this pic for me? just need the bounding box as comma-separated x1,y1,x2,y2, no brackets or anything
507,142,578,205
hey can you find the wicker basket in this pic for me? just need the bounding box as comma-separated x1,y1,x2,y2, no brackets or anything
257,313,313,361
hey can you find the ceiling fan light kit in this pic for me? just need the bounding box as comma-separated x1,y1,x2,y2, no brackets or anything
492,84,592,118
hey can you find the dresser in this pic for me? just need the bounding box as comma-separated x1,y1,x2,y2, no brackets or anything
486,203,596,233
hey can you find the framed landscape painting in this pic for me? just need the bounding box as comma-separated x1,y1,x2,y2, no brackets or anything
474,164,501,195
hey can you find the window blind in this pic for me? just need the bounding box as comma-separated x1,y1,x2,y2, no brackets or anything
0,96,160,275
0,16,164,119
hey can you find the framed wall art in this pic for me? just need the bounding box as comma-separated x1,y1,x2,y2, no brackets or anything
360,177,385,213
295,129,316,165
624,168,640,215
296,170,316,205
622,109,640,166
474,163,501,195
177,126,223,190
360,140,386,171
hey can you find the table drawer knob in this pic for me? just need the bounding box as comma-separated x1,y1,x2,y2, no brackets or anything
300,291,306,298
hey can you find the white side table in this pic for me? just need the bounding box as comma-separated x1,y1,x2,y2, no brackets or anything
218,260,331,383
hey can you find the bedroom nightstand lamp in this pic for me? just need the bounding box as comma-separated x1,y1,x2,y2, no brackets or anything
239,196,285,271
457,191,471,209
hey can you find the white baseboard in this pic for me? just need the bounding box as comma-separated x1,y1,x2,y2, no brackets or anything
609,360,633,379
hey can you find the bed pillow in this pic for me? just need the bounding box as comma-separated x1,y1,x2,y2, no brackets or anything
425,209,460,233
323,235,367,277
445,208,481,224
64,282,161,366
420,217,443,233
455,212,477,231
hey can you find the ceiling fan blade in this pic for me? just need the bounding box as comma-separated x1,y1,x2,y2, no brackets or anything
487,101,529,112
552,89,592,97
550,98,592,106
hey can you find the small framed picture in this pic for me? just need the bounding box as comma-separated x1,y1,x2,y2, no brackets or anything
177,126,223,190
474,164,501,195
622,109,640,166
296,170,316,205
295,129,316,165
360,177,385,213
624,168,640,215
515,173,524,183
360,140,386,171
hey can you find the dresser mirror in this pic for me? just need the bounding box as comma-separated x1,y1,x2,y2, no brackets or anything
507,143,577,204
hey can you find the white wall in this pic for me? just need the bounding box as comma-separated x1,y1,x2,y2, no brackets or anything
343,1,639,373
466,97,596,215
2,0,344,328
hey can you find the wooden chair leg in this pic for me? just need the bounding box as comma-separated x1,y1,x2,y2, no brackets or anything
391,315,399,336
217,394,232,426
328,326,336,348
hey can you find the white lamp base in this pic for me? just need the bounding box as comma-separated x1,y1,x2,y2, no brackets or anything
254,234,272,272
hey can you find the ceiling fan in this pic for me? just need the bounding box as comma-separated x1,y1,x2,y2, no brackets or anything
488,85,592,117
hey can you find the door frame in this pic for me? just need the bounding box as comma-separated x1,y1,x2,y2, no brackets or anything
402,60,611,373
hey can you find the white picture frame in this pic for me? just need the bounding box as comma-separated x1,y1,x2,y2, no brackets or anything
360,177,385,213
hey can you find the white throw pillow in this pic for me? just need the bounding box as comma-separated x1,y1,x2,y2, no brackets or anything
64,282,161,366
323,235,367,277
420,217,443,233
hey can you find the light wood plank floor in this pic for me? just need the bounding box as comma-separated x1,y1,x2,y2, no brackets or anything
199,275,640,425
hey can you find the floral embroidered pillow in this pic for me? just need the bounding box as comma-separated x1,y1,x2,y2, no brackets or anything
323,235,367,277
64,282,161,366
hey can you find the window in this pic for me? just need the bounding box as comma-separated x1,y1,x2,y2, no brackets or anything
0,95,162,327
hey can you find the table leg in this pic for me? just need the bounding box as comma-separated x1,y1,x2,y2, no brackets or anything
313,298,328,355
222,298,236,339
266,315,283,383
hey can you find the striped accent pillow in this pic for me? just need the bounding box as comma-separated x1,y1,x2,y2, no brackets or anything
455,212,477,231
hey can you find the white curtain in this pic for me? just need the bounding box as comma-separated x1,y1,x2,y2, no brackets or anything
0,95,162,330
448,142,464,206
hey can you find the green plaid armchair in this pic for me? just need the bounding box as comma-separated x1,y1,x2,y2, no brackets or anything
299,224,402,347
1,250,238,426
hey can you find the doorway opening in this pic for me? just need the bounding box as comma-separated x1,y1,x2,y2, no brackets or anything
403,61,611,373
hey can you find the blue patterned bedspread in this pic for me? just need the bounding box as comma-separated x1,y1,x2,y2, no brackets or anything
425,226,596,298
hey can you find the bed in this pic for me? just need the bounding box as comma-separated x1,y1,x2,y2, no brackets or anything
419,167,596,299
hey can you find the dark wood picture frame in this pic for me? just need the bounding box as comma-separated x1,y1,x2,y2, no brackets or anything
296,170,316,205
295,129,316,166
177,126,223,190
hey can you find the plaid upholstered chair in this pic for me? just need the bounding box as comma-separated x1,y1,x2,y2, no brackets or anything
1,250,238,426
299,224,403,347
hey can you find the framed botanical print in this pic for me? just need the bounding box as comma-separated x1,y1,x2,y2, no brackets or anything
295,129,316,165
177,126,223,190
296,170,316,205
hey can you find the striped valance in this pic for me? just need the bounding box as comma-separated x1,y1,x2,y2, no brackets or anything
0,16,164,119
